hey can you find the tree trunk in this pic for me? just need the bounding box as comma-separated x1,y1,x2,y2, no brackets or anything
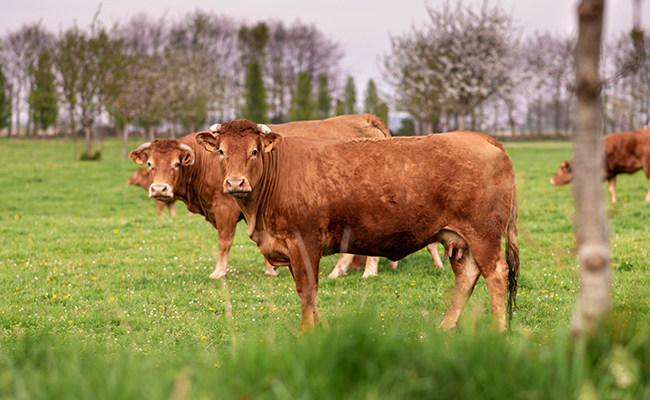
458,113,465,131
148,124,154,142
572,0,610,337
85,125,92,156
122,119,130,160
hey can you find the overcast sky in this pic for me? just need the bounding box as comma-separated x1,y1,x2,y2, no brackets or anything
1,0,647,110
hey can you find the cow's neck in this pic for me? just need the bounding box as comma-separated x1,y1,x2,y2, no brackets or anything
238,150,282,241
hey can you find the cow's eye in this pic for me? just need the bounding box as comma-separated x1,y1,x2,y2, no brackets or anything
147,162,154,170
173,162,180,169
218,148,224,156
251,149,258,157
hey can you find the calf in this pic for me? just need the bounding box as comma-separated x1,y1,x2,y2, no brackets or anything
196,120,519,332
551,128,650,203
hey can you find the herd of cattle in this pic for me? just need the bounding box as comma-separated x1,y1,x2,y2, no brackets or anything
125,113,650,333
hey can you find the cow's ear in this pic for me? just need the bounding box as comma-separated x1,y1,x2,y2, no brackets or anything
261,132,283,153
196,131,218,153
179,144,196,166
129,149,148,165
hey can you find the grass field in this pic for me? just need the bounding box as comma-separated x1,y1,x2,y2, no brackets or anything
1,136,649,399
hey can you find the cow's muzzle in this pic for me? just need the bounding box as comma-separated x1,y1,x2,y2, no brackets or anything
224,177,251,198
149,183,173,200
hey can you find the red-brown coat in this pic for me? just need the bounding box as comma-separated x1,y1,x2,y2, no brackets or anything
550,128,650,203
129,114,395,279
195,120,519,332
127,168,178,217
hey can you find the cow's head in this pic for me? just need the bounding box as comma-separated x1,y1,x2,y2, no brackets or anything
126,168,151,190
195,119,282,198
128,139,196,201
550,160,573,186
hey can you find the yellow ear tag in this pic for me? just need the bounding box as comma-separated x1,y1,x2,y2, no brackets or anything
205,144,215,153
135,158,144,165
264,143,274,153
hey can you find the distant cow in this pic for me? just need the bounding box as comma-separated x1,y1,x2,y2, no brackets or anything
127,168,178,217
129,114,409,279
195,120,519,332
551,128,650,203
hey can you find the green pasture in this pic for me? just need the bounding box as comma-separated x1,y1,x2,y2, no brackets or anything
1,137,649,399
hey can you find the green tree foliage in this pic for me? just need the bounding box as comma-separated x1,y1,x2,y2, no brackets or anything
53,26,83,143
0,64,11,130
28,50,58,131
377,102,389,128
240,60,269,123
288,71,314,121
316,74,332,119
396,117,415,136
364,79,380,114
343,76,357,114
239,22,270,123
335,99,344,116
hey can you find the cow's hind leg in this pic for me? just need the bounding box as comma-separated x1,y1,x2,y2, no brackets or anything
438,250,480,330
483,252,509,332
427,242,444,268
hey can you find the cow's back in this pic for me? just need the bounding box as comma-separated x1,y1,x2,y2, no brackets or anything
268,114,390,140
604,129,650,176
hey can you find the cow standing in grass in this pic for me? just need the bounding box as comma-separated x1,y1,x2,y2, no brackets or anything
195,120,519,332
551,128,650,203
129,114,426,279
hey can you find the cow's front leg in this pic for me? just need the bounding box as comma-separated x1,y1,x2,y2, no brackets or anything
287,236,322,333
167,201,177,217
608,177,617,203
439,250,480,330
209,205,241,279
329,253,354,278
264,258,279,277
361,257,379,278
155,201,166,216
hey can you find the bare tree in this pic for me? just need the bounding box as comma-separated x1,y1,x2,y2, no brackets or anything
265,20,343,122
383,1,518,133
1,22,52,136
572,0,610,337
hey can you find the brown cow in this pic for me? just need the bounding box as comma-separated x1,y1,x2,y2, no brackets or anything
127,168,178,217
129,114,405,279
195,120,519,332
550,128,650,203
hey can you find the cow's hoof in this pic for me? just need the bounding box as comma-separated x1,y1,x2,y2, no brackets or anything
361,272,378,278
209,272,226,279
328,270,346,279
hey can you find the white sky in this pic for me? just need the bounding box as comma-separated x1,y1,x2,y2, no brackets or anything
1,0,647,113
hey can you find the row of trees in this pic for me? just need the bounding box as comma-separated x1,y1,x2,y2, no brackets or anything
0,11,385,158
0,3,646,151
384,1,647,137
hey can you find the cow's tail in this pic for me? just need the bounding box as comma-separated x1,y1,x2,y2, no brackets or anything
506,178,520,327
365,114,391,137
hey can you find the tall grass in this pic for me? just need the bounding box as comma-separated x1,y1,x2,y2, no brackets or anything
1,137,649,398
